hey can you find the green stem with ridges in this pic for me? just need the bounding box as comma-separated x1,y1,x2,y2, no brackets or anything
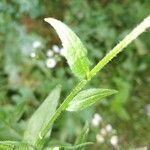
36,15,150,147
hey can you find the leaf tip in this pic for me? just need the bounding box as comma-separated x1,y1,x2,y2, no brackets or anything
44,17,52,23
44,17,59,25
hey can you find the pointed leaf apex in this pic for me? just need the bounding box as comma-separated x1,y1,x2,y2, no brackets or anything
44,18,54,23
66,88,118,112
44,17,90,78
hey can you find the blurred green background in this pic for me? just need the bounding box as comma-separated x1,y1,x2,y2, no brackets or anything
0,0,150,149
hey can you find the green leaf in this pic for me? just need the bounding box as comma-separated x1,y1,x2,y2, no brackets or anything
23,85,61,147
0,141,30,150
44,18,90,78
10,100,26,124
66,88,117,111
75,123,90,150
0,126,21,141
0,141,14,150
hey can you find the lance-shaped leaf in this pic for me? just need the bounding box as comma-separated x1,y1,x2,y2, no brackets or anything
75,123,90,150
23,85,61,147
0,141,30,150
0,141,14,150
9,100,26,125
66,88,117,111
44,18,90,78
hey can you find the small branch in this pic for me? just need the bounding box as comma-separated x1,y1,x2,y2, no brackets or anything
89,15,150,78
36,15,150,145
35,80,87,146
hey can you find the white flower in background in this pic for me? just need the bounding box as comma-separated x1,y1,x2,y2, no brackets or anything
96,134,104,143
32,41,41,49
30,52,36,58
100,128,107,136
145,104,150,117
92,118,99,127
94,113,102,121
52,45,60,53
46,49,54,57
91,113,102,127
46,58,57,68
110,135,118,146
60,47,66,57
105,124,113,132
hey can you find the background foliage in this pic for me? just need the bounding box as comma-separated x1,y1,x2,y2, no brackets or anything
0,0,149,149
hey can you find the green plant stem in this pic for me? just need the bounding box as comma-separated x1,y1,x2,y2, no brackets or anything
36,80,87,146
36,15,150,146
89,15,150,78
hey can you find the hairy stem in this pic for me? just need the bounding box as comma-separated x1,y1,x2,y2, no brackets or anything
36,15,150,146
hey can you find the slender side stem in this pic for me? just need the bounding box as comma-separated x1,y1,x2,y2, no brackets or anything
89,15,150,78
36,15,150,146
36,80,87,146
